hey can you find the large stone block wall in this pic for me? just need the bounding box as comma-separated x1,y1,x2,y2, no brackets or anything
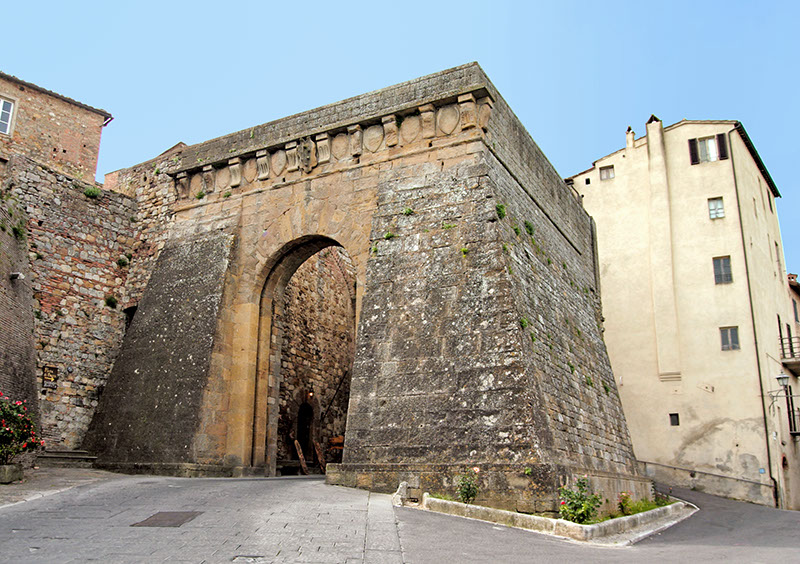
275,246,356,463
83,232,234,469
0,74,108,181
0,186,37,418
78,64,646,508
4,155,138,448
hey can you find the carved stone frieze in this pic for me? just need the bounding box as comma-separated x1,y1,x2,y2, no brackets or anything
297,137,316,173
228,157,242,188
478,96,493,130
271,150,287,176
175,172,189,199
316,133,331,164
437,104,460,135
202,165,215,194
458,93,477,130
256,149,270,180
382,116,398,147
286,141,299,172
363,125,384,153
348,125,362,157
419,104,436,139
399,114,421,144
331,133,348,160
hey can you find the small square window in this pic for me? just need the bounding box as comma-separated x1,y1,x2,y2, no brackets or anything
720,326,740,351
708,197,725,219
669,413,680,426
585,178,590,185
713,256,732,284
599,165,615,181
0,98,13,135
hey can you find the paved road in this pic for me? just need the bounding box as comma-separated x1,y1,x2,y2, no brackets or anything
1,474,799,563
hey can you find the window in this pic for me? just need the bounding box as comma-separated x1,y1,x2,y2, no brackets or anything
708,197,725,219
767,188,773,213
713,256,732,284
0,98,13,135
599,165,615,180
689,133,729,165
669,413,680,426
776,242,782,273
794,299,798,323
720,326,740,350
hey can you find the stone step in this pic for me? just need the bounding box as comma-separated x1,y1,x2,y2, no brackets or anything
37,450,97,468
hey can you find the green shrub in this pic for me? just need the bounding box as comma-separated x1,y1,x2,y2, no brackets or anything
520,317,529,329
524,221,534,236
195,191,205,200
456,467,480,504
495,203,506,219
104,295,118,309
384,232,396,240
402,207,414,216
0,394,42,464
558,476,602,524
83,186,101,199
117,257,129,267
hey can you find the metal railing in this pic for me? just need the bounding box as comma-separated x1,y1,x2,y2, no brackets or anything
780,336,800,360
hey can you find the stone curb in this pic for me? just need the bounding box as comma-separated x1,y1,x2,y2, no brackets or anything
421,493,695,542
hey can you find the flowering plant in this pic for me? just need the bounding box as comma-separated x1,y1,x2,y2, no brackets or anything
617,490,633,515
456,467,480,504
0,392,43,465
558,476,602,524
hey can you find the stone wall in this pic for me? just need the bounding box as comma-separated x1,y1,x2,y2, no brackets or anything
0,184,37,419
0,73,109,181
275,246,356,464
4,155,138,448
81,64,646,508
84,232,234,470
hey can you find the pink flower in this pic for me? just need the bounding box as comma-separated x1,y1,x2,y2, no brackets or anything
472,467,480,474
561,501,566,505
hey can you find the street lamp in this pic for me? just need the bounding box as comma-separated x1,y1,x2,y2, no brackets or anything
777,371,790,389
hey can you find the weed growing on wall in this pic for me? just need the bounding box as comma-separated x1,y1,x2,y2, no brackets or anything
495,203,506,219
83,186,101,199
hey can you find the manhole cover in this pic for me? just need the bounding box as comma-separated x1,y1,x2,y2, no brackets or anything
131,511,203,527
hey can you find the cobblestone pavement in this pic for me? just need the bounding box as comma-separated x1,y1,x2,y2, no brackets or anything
3,471,800,563
0,473,400,563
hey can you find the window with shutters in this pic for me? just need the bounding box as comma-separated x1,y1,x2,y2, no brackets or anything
0,98,13,135
794,298,798,323
689,133,729,165
720,327,740,351
776,242,782,273
599,165,615,180
708,197,724,219
713,256,732,284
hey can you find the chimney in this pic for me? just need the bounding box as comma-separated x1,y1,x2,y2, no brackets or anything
626,126,635,149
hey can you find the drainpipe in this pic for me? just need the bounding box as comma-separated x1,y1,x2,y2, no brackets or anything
728,127,779,507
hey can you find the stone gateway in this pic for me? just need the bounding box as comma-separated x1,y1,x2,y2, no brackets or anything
73,64,644,512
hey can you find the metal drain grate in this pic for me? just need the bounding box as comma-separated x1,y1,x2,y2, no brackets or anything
131,511,203,527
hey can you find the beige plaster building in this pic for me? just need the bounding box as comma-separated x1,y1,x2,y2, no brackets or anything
568,116,800,509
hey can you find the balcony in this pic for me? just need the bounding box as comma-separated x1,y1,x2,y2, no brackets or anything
781,336,800,377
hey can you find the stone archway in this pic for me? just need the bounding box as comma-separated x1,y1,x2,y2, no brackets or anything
251,236,356,475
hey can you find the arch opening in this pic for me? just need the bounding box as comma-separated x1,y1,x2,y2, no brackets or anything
252,237,356,475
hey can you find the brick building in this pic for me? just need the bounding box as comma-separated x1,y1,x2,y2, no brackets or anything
0,71,124,449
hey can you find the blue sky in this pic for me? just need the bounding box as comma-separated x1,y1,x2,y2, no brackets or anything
5,1,798,272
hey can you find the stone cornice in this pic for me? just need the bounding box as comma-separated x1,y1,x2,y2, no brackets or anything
163,63,495,179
